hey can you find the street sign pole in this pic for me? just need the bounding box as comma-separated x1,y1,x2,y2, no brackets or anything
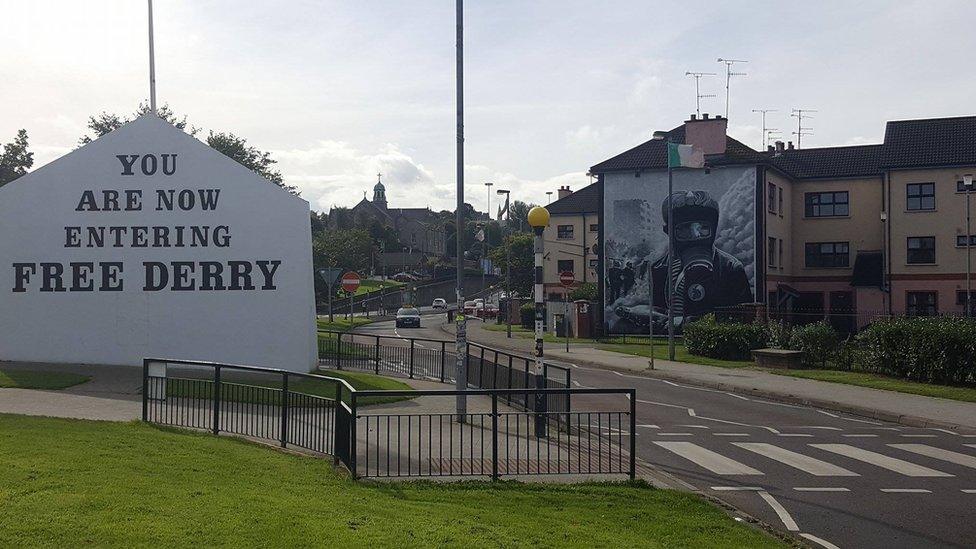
559,271,574,353
341,271,362,325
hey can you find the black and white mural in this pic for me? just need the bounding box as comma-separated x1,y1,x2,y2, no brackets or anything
602,166,756,334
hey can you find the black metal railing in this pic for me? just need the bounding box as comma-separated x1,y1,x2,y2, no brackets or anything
142,358,635,481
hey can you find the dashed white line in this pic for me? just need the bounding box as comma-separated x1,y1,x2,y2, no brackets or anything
777,433,814,438
930,428,959,436
961,489,976,493
843,434,878,438
636,424,660,429
797,426,843,431
758,491,799,531
880,488,931,493
710,486,764,491
677,424,711,429
800,533,841,549
817,410,840,418
793,487,851,492
713,433,751,437
657,432,694,436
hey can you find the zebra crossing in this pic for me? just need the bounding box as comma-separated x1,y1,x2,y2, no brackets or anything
651,439,976,481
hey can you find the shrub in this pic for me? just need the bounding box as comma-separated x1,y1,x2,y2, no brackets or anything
569,282,597,302
764,321,792,349
856,317,976,385
684,314,767,360
520,303,535,329
789,321,840,367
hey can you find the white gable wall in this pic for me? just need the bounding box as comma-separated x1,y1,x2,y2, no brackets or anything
0,116,317,372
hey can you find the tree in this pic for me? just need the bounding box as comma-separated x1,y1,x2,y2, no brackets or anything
569,282,597,301
312,228,372,301
506,200,536,233
0,129,33,187
77,103,297,195
489,232,534,297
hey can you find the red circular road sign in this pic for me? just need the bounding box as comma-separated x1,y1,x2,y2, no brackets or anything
340,271,361,293
559,271,575,288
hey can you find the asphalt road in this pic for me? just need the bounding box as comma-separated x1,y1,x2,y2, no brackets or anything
354,316,976,549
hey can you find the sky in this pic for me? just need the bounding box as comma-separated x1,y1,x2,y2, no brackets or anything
3,1,976,215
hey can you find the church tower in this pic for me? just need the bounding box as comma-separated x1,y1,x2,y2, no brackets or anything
372,172,388,210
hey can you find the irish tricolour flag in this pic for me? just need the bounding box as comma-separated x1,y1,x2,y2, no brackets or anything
667,142,705,169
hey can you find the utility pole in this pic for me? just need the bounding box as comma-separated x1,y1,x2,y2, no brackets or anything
485,182,493,287
791,108,817,148
496,188,512,338
685,72,716,117
455,0,466,422
716,58,747,119
752,109,777,150
546,191,553,204
147,0,157,113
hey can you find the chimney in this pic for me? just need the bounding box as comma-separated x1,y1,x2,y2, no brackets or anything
774,141,785,155
767,145,775,152
684,113,728,155
689,114,697,120
557,185,572,200
787,141,795,150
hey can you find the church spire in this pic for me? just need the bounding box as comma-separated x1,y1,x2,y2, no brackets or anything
372,171,388,209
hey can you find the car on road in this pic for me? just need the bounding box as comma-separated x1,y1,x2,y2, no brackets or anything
395,307,421,328
431,298,447,309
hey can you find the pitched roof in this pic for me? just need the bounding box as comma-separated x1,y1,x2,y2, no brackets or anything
546,182,600,215
850,251,884,287
766,144,883,180
589,125,761,173
880,115,976,169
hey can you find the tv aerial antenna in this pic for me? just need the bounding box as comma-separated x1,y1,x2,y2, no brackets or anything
685,71,716,117
791,108,817,148
752,109,777,149
717,58,748,118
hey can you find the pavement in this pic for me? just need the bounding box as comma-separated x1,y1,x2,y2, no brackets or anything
445,319,976,431
368,314,976,549
0,362,142,421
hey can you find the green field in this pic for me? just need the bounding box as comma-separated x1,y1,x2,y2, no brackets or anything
769,368,976,403
0,414,784,548
0,369,90,390
354,278,403,296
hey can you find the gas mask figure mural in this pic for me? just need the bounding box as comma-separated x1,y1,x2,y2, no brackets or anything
647,190,753,329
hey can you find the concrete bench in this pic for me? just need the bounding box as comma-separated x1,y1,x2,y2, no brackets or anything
751,348,804,369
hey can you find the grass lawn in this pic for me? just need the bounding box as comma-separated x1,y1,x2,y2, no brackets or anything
316,317,374,332
769,368,976,403
169,369,414,407
354,278,403,295
0,369,90,390
0,414,784,548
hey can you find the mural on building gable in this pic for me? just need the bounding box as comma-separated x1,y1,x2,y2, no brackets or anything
603,166,756,334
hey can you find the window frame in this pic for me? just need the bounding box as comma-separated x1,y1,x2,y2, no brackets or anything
588,223,599,232
767,237,777,268
556,224,574,239
956,180,976,193
906,182,936,211
556,259,574,274
906,236,936,264
906,291,938,317
804,241,850,269
956,235,976,247
768,183,777,214
804,191,850,218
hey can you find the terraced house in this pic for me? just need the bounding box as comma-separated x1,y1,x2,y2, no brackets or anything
587,114,976,335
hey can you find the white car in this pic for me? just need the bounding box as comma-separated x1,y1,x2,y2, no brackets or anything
432,298,447,309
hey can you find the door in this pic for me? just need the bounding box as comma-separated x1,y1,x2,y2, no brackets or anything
829,291,855,334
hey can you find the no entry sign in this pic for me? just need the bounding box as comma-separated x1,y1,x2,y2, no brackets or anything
559,271,575,288
341,271,361,293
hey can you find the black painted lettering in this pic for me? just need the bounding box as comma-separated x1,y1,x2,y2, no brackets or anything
161,153,177,175
100,262,123,291
108,226,127,247
117,154,138,175
124,189,142,211
227,261,255,290
170,261,196,291
199,262,225,291
40,263,65,292
141,154,157,175
86,227,105,248
102,190,119,211
178,189,194,210
69,262,95,291
190,226,208,247
152,226,169,248
76,190,99,211
12,263,35,292
64,226,81,247
156,189,174,211
143,262,168,291
198,189,220,210
256,260,281,290
213,225,231,247
131,226,149,247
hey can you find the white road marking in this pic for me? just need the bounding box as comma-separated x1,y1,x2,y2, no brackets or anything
961,489,976,493
658,432,694,436
793,487,851,492
843,434,878,438
900,434,937,438
733,443,859,476
811,444,954,477
725,392,751,401
713,433,751,437
797,426,843,431
710,486,764,491
677,424,711,429
777,433,814,438
758,491,799,531
880,488,931,493
890,444,976,470
653,441,764,475
930,428,959,436
637,424,660,429
800,533,841,549
817,410,839,418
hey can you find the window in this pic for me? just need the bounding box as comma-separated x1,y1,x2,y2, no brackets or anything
956,180,975,193
906,183,935,211
556,225,574,239
907,291,938,317
768,183,777,213
956,290,976,305
768,237,777,268
778,239,784,269
589,223,599,232
805,242,850,268
778,187,784,216
588,259,598,269
804,191,849,217
907,236,936,264
956,235,976,247
557,259,574,274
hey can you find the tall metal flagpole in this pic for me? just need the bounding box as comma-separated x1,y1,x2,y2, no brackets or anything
454,0,467,422
148,0,157,113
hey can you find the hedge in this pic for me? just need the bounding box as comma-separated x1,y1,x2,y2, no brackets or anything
790,321,840,368
855,317,976,385
683,314,767,360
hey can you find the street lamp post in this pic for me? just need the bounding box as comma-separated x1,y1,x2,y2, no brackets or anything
527,206,550,438
653,130,676,361
497,188,512,338
966,174,974,317
485,182,493,290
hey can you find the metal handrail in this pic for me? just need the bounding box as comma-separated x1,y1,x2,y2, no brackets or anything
144,356,357,394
